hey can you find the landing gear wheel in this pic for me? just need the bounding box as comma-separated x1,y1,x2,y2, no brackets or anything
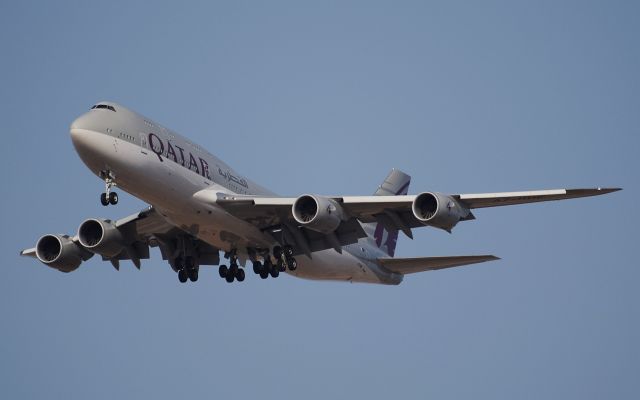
252,261,263,275
188,269,198,282
270,267,280,278
236,269,245,282
284,246,294,257
225,273,235,283
273,246,282,259
219,265,228,278
100,193,109,206
260,271,269,279
109,191,118,205
178,269,188,283
288,257,297,271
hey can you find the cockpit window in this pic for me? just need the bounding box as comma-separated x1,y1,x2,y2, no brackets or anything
91,104,116,112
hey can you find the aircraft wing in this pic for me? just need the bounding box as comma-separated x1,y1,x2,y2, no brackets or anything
455,188,621,209
20,206,220,271
194,186,619,256
378,255,500,274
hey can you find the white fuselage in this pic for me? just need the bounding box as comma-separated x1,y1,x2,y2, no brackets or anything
69,102,402,285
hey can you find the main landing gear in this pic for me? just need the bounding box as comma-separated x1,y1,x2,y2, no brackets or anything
176,256,199,283
251,245,297,280
173,236,200,284
217,245,298,283
99,170,118,206
218,250,245,283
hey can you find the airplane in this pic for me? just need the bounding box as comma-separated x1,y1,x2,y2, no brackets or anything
20,102,621,285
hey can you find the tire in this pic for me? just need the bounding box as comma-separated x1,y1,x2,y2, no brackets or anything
260,271,269,279
273,246,282,258
252,261,262,274
178,269,188,283
236,269,245,282
109,191,118,205
218,265,228,278
288,258,297,271
188,268,198,282
270,268,279,278
100,193,109,206
225,273,235,283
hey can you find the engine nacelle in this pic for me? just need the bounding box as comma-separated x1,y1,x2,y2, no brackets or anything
35,234,90,272
412,192,469,231
292,194,344,234
78,218,125,258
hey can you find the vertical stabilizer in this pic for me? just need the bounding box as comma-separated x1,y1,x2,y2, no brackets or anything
367,169,411,257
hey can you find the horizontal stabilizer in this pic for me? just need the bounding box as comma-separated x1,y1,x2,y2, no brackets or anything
378,255,499,274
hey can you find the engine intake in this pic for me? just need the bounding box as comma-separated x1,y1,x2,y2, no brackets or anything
412,192,469,231
78,218,125,258
36,234,89,272
292,195,344,234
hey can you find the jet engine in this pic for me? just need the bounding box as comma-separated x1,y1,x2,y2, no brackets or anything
78,218,125,258
35,234,91,272
292,195,345,234
412,192,469,231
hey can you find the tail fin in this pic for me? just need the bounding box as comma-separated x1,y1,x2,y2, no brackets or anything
367,169,411,257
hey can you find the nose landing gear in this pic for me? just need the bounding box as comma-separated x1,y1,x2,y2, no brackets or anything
99,170,118,206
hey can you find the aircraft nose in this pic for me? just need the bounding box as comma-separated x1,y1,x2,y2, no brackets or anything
70,113,92,131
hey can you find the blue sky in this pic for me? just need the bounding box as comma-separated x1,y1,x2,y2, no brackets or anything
1,1,638,399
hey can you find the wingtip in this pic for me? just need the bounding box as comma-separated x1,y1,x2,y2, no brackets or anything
597,187,622,193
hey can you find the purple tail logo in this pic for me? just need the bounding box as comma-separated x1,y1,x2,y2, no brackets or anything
373,181,409,257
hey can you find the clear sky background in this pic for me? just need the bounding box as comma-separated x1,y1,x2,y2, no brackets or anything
0,1,638,399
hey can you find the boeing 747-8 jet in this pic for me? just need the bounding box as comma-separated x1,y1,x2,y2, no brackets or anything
20,102,620,284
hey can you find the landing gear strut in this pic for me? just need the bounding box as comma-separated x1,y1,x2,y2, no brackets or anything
218,249,245,283
100,170,118,206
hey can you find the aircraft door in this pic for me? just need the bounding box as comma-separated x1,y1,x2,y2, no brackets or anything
139,133,149,153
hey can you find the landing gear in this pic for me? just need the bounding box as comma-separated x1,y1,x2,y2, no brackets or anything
99,170,118,206
188,267,198,282
218,249,245,283
249,245,297,280
273,245,297,272
178,269,188,283
175,248,199,284
215,245,298,284
255,258,271,279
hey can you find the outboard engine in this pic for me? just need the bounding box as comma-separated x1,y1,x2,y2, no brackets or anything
35,234,91,272
412,192,470,232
